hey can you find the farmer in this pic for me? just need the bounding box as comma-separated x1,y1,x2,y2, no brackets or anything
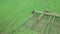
32,10,35,14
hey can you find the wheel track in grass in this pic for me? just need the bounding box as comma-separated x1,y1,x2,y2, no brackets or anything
18,12,40,31
51,17,60,29
11,12,40,34
34,19,45,33
43,15,57,34
0,12,20,34
9,13,35,34
42,15,53,34
31,13,45,30
0,16,13,33
50,17,60,34
33,15,49,34
17,13,40,32
30,13,44,30
49,16,60,34
20,13,35,28
48,16,55,34
34,18,47,34
0,20,5,32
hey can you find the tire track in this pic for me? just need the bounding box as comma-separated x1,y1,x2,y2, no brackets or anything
33,15,49,34
30,13,44,30
0,12,20,34
9,13,35,34
20,13,35,28
42,15,52,34
48,16,55,34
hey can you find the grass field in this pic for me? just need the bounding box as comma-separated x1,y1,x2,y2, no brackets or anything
0,0,60,34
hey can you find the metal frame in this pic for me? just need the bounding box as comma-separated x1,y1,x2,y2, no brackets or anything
35,10,60,17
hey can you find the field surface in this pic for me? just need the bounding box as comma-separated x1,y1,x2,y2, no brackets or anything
0,0,60,34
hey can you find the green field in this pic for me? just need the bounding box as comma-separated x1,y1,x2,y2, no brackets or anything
0,0,60,34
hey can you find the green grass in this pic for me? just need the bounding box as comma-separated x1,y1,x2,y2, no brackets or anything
0,0,60,34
